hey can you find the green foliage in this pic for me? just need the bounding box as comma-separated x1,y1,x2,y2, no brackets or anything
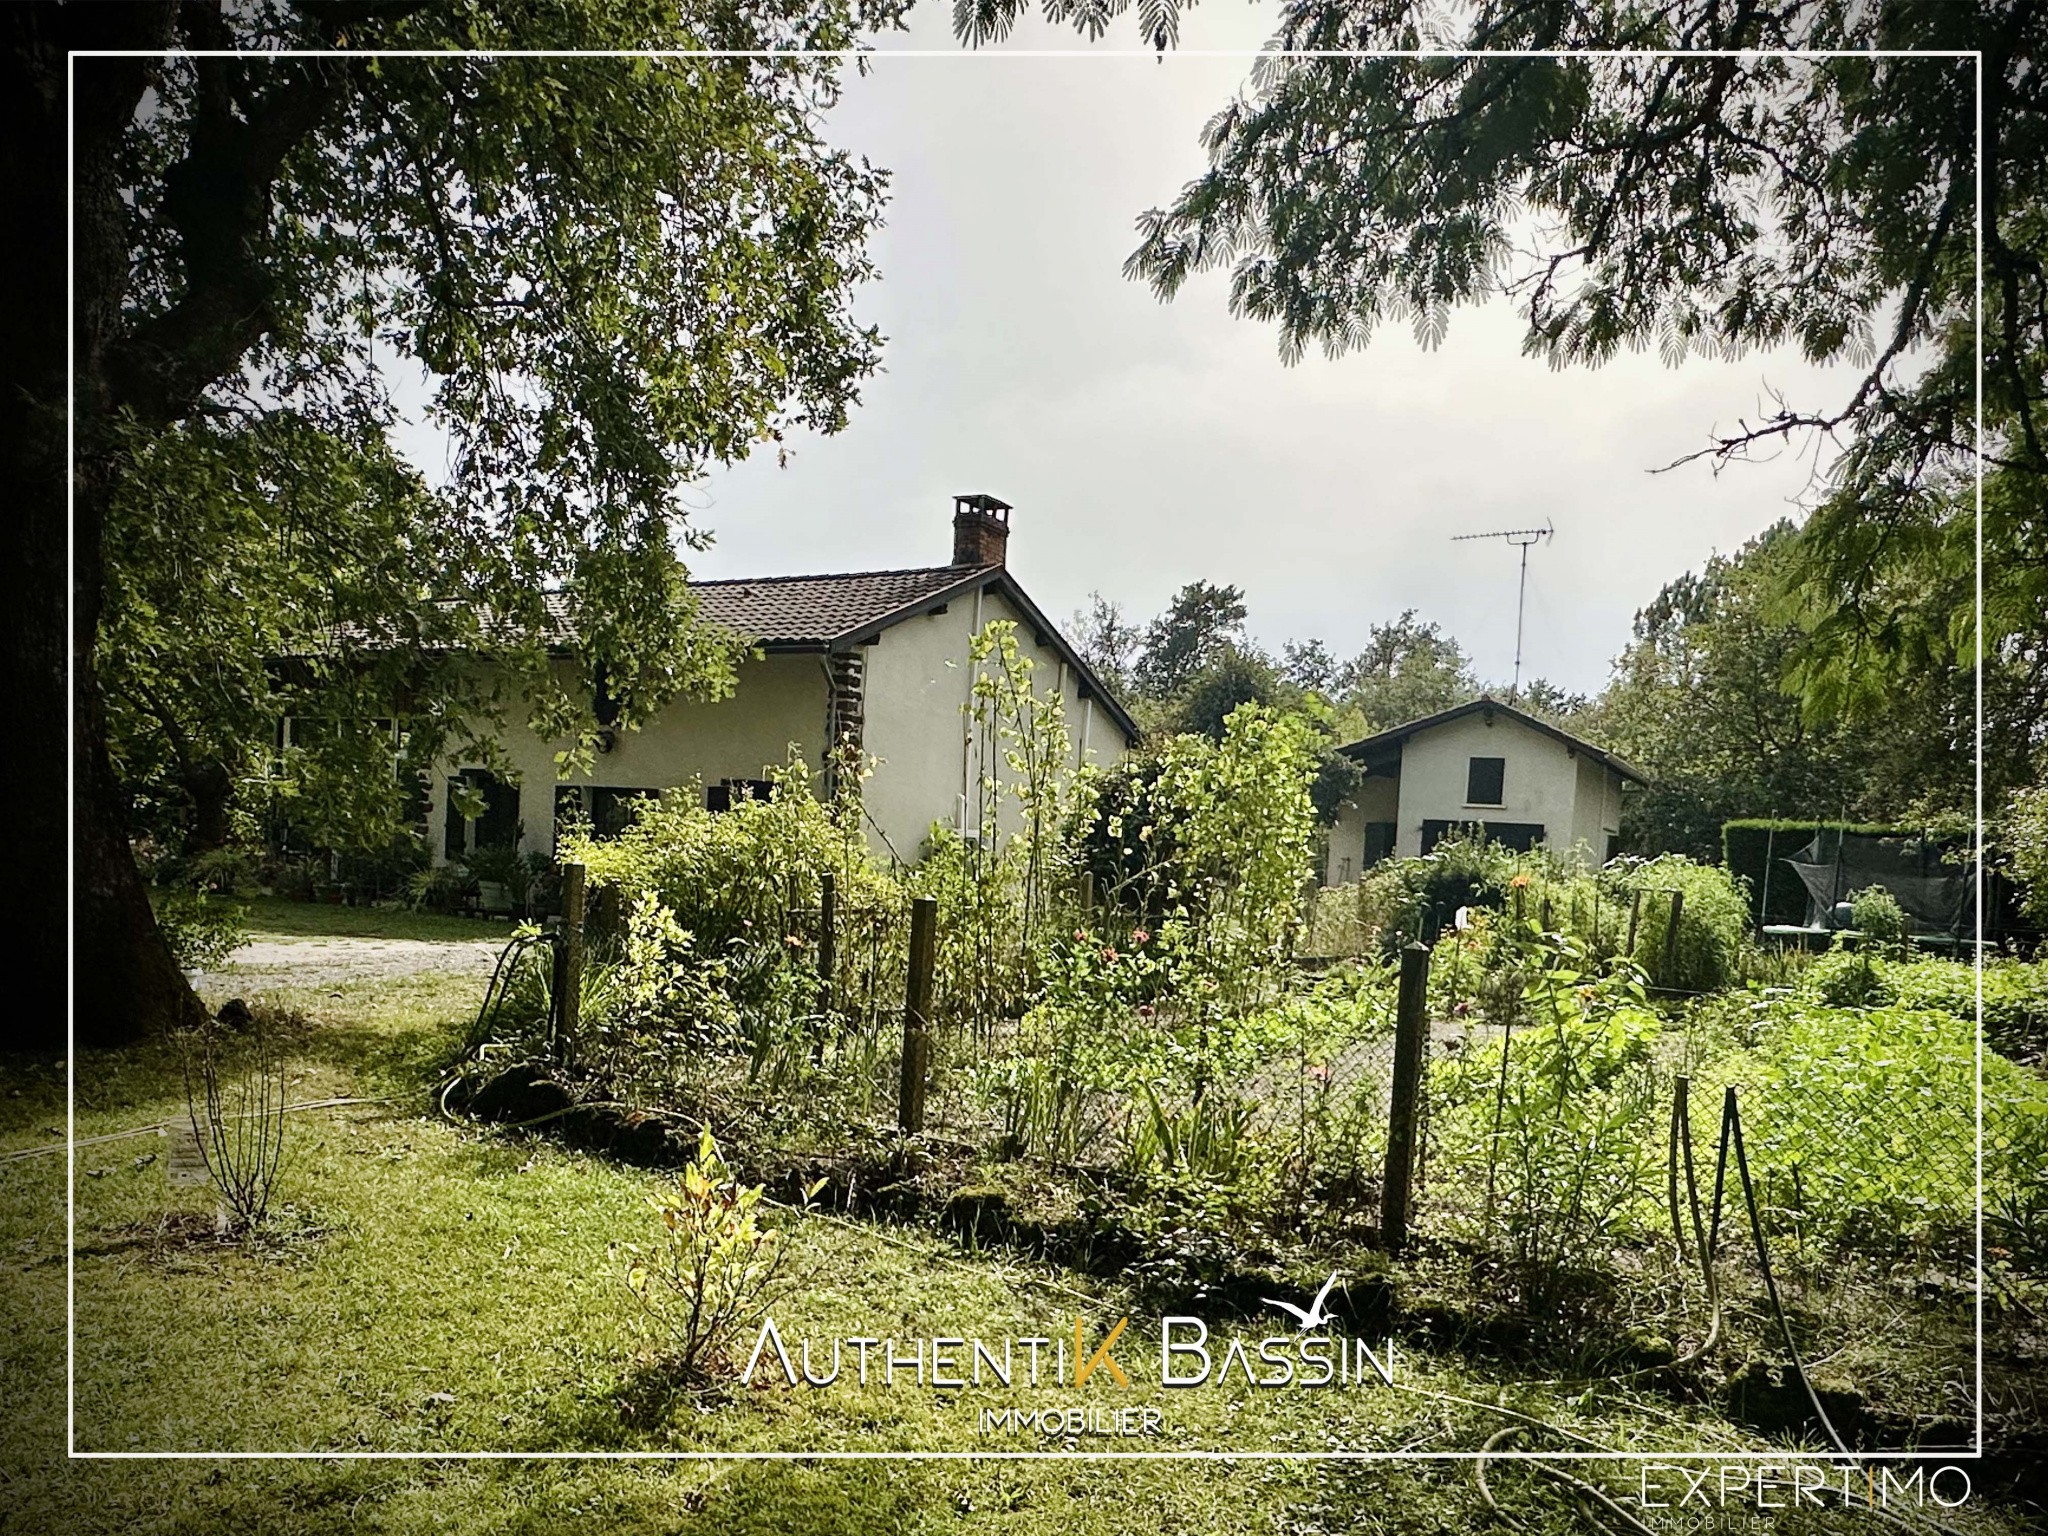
623,1127,787,1381
1433,931,1666,1307
1334,609,1477,733
1131,581,1248,700
90,2,900,881
1709,1005,1987,1254
153,890,249,972
1350,831,1516,953
1999,778,2048,927
1603,855,1751,994
1798,953,2048,1064
1589,527,1883,858
1848,885,1909,949
916,620,1094,1033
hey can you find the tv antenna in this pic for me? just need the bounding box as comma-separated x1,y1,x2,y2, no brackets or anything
1450,521,1554,699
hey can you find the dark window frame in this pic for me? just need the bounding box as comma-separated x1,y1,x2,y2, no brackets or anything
1466,755,1507,807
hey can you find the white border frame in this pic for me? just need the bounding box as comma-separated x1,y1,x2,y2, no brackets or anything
66,41,1987,1465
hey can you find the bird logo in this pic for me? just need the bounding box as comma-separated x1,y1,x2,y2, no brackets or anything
1262,1270,1343,1332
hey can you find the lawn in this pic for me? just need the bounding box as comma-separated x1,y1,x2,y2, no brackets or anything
0,910,2032,1533
212,893,516,944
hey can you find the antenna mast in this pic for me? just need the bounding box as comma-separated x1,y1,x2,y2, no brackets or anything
1450,521,1554,699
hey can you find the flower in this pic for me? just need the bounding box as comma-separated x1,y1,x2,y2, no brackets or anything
1306,1062,1330,1081
1137,1004,1155,1019
1132,928,1150,945
1101,947,1119,963
1509,872,1533,889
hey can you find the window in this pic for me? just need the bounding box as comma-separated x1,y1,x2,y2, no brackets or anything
444,769,521,859
706,779,773,814
1466,756,1506,806
554,785,659,849
1363,821,1398,868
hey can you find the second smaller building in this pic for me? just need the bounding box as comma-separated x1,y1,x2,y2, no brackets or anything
1322,698,1646,884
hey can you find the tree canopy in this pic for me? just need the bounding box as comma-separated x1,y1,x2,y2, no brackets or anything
960,0,2047,811
30,0,904,1046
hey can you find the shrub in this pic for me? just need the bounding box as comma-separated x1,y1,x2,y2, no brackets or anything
408,860,476,914
179,1017,289,1235
1996,779,2048,928
155,889,248,971
1849,884,1910,949
1432,966,1666,1308
1603,854,1750,993
623,1127,788,1381
1797,952,2048,1062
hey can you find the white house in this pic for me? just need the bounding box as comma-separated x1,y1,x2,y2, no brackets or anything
1322,698,1646,885
431,495,1140,867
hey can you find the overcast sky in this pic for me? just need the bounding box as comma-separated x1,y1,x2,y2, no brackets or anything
590,13,1867,697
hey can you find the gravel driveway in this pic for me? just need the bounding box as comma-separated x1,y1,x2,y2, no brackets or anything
193,934,509,989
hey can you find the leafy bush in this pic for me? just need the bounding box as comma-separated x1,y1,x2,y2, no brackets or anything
1849,884,1910,949
567,757,892,1046
155,889,248,970
408,860,476,914
1354,830,1515,953
1798,952,2048,1062
1709,1003,1985,1253
623,1127,789,1381
1432,944,1666,1307
1802,944,1882,1008
1996,778,2048,928
1602,854,1750,993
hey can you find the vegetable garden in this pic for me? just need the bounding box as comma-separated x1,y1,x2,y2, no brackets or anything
448,623,2046,1456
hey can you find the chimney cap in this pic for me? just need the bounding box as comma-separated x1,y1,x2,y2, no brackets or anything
953,492,1011,522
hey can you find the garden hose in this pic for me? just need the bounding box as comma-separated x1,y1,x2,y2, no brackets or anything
433,929,563,1125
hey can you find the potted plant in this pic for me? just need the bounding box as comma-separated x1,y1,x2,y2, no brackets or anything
467,843,527,917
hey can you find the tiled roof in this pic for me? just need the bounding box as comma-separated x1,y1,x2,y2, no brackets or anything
693,564,985,646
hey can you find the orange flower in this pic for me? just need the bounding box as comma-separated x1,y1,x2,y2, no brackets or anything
1510,872,1533,889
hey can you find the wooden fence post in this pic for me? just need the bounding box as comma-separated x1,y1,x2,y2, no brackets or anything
1626,888,1644,957
1660,889,1685,989
554,862,586,1064
817,871,837,1020
1381,939,1431,1255
898,895,937,1133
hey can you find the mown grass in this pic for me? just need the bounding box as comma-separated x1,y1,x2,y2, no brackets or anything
227,893,512,944
0,957,2030,1533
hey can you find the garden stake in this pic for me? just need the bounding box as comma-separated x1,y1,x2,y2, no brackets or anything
815,870,837,1062
898,895,937,1133
1660,890,1685,989
1626,888,1643,957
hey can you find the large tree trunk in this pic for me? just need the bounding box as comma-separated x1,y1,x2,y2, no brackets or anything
0,15,74,1055
3,6,202,1053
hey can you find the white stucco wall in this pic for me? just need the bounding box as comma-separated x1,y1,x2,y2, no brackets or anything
1567,752,1626,864
429,653,829,861
1391,710,1586,858
1324,773,1399,885
861,583,1124,862
432,583,1131,867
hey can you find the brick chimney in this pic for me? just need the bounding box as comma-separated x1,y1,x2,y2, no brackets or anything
951,492,1011,568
